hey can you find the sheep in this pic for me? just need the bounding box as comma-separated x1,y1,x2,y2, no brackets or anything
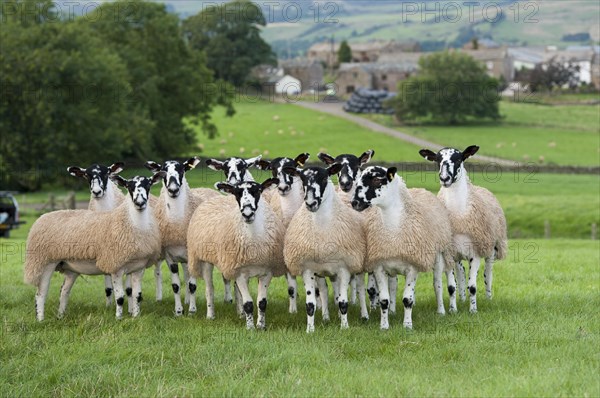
255,153,314,315
283,164,366,332
316,150,382,319
351,166,456,329
144,157,221,316
419,145,508,313
68,163,163,308
24,173,164,321
205,155,264,302
186,178,285,329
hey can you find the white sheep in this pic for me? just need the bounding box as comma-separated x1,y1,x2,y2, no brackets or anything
145,158,221,316
24,173,164,321
283,164,366,332
68,163,163,308
186,178,285,329
255,153,315,315
419,146,508,312
351,166,456,329
205,155,264,303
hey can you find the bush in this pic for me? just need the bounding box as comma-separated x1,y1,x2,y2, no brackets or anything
388,51,501,124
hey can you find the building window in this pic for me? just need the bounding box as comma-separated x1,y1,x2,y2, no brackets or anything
353,72,358,78
346,85,355,94
381,74,387,81
383,85,389,91
486,61,494,70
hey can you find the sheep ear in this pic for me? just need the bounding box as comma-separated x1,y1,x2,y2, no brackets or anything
318,152,335,165
113,175,128,188
261,178,279,191
245,155,262,167
386,167,397,182
206,159,224,171
328,163,343,176
282,166,300,177
109,162,125,175
67,166,86,178
215,182,235,195
294,153,310,167
151,171,166,185
145,161,162,172
359,150,374,165
255,160,272,170
419,149,437,162
462,145,479,160
184,157,201,171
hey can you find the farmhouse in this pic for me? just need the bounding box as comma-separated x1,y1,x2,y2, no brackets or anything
279,58,324,92
336,61,417,94
308,40,419,67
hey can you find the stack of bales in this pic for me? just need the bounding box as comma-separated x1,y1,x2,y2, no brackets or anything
343,88,395,114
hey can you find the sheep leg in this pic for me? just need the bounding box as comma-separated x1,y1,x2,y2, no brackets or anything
456,261,467,302
367,272,379,310
373,267,390,330
154,262,163,302
316,276,329,321
433,254,445,315
111,270,126,320
223,276,233,303
350,275,357,305
182,262,190,305
356,273,368,321
167,259,184,316
235,275,254,330
104,275,113,307
125,274,133,315
468,257,481,313
484,252,495,299
446,269,458,313
286,272,298,314
316,276,327,310
203,263,215,319
58,271,78,319
302,269,317,333
256,272,272,330
402,269,418,329
389,276,398,315
337,269,351,329
331,275,340,307
234,282,244,318
130,269,144,317
35,264,56,322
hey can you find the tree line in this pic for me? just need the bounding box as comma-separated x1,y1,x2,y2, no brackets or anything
0,0,274,190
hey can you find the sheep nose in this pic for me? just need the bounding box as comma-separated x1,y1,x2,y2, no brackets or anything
168,187,180,197
92,189,102,197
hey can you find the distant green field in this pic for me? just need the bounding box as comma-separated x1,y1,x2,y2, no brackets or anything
186,100,424,162
366,101,600,166
1,238,598,397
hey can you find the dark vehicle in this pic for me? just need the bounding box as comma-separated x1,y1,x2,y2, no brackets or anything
0,192,25,238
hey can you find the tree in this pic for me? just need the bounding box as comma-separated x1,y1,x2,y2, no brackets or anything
338,40,352,64
182,0,276,87
527,57,581,92
388,51,500,124
0,15,139,190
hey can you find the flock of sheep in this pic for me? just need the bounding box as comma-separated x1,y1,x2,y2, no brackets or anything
24,146,507,332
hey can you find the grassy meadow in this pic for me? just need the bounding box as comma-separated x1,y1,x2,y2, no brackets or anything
365,101,600,166
1,97,599,397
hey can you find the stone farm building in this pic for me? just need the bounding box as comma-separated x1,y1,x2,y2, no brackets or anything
308,40,420,68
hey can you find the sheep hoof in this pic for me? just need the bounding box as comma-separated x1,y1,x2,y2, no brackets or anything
449,307,458,314
306,326,315,333
380,325,389,331
361,316,369,322
403,323,413,330
188,310,196,316
470,308,478,314
437,309,446,316
57,313,64,320
225,299,233,304
174,309,183,317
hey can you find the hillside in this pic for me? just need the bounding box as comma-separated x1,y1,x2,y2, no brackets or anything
162,0,600,57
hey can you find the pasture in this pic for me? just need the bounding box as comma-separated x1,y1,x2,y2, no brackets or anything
1,97,599,397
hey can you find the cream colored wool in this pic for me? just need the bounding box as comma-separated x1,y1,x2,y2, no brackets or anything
24,203,161,286
284,189,366,277
363,186,455,273
155,184,219,249
187,195,286,281
88,190,124,211
441,182,507,260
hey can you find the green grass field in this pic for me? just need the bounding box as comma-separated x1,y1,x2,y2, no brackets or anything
365,101,600,167
1,238,598,397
